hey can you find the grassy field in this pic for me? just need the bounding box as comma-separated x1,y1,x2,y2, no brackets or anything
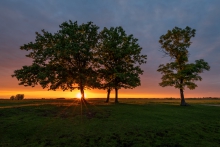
0,98,220,147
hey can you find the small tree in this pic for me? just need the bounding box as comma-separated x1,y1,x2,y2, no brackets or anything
15,94,24,100
157,26,210,106
10,94,24,100
96,27,147,103
12,21,99,103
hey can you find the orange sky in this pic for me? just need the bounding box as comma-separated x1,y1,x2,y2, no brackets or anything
0,74,218,99
1,62,219,99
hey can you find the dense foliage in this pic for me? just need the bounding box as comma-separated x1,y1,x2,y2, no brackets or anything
12,21,99,101
12,21,147,103
157,26,210,105
96,27,147,103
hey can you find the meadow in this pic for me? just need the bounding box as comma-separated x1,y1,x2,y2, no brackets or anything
0,98,220,147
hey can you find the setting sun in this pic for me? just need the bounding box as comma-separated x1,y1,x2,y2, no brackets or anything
76,93,86,99
76,93,81,99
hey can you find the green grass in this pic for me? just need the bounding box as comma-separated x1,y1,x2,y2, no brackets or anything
0,98,220,147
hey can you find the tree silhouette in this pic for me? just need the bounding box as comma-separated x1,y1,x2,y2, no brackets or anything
12,21,99,102
95,27,147,103
157,26,210,106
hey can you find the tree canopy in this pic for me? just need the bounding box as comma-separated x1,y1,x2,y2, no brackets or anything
12,21,147,103
96,27,147,103
12,21,99,101
157,26,210,106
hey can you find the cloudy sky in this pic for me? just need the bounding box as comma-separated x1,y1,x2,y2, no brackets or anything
0,0,219,98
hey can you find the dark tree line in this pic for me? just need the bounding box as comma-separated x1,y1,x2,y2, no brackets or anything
12,20,210,106
12,21,147,103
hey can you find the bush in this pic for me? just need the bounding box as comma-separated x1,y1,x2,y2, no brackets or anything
10,94,24,100
15,94,24,100
10,95,15,100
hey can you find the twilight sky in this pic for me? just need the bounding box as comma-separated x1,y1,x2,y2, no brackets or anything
0,0,220,98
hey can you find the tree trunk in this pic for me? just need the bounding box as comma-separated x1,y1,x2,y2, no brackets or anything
80,86,87,104
180,89,189,106
115,88,119,103
105,88,111,103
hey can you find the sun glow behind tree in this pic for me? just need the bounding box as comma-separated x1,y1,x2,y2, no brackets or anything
12,21,99,103
76,93,87,99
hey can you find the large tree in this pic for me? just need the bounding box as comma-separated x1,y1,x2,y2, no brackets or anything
95,26,147,103
157,26,210,106
12,21,99,102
